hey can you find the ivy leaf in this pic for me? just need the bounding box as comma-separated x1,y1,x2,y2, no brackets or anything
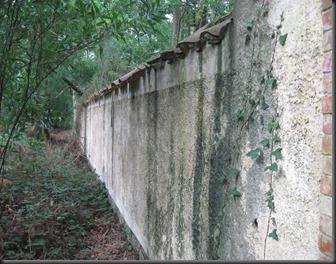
260,138,270,148
235,110,246,121
271,217,277,226
268,229,279,241
261,96,269,110
266,192,275,212
218,174,226,183
272,134,281,143
246,148,262,159
266,78,277,89
267,120,280,133
229,187,242,198
245,20,253,30
271,148,282,160
249,98,256,106
227,168,240,178
279,33,288,46
265,163,278,172
260,76,265,84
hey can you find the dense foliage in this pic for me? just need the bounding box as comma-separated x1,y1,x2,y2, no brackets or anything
0,134,137,260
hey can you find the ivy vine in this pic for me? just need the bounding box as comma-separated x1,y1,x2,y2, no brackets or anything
223,3,287,259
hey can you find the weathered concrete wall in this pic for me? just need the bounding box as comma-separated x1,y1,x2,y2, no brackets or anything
78,0,324,260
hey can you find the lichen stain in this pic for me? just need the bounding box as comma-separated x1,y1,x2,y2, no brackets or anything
192,54,205,259
207,43,233,259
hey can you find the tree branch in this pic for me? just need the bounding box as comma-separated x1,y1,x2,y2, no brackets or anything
62,77,83,96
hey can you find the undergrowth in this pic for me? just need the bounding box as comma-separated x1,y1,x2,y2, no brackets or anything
0,133,136,260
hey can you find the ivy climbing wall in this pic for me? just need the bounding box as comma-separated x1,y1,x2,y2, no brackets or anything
78,0,326,260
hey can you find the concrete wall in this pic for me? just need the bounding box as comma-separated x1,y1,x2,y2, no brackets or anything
78,0,325,260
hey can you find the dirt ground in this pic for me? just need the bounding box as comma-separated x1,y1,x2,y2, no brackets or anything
0,130,139,260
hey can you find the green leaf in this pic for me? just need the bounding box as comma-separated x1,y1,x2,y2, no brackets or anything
246,148,262,159
261,96,269,110
266,187,275,211
271,148,282,160
245,20,253,30
229,187,242,198
268,229,279,241
260,138,270,148
265,163,278,172
272,134,281,143
218,174,226,182
267,120,280,132
227,168,240,178
266,78,277,89
271,217,277,226
249,98,256,106
279,33,288,46
235,110,246,121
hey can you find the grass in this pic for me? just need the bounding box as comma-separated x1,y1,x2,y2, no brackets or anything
0,133,137,260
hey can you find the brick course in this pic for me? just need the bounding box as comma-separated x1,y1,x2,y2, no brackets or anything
320,214,333,237
323,51,332,72
320,176,332,196
322,95,333,113
322,9,332,31
320,1,333,260
323,155,332,175
320,195,332,218
322,135,332,155
323,73,332,94
323,114,332,134
319,233,333,257
322,0,332,10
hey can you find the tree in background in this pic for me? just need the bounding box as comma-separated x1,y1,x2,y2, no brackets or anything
0,0,234,180
0,0,167,179
170,0,234,46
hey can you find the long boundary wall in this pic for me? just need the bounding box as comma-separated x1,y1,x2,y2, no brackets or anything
78,0,331,260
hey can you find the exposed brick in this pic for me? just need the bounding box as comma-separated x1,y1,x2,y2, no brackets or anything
320,176,332,196
319,252,330,260
322,0,332,10
323,73,332,94
322,96,333,113
323,114,332,134
323,155,332,175
323,51,332,72
323,30,332,51
322,135,332,155
320,214,333,237
319,233,333,257
320,194,332,217
322,9,332,31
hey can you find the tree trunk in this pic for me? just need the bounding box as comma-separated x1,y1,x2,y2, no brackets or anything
171,5,182,47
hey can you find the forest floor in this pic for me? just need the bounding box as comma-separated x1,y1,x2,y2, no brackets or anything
0,130,138,260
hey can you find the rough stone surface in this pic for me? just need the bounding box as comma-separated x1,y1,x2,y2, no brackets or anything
78,0,324,260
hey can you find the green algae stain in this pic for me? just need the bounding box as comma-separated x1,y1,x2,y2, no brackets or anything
165,119,177,259
145,87,160,257
207,45,234,260
192,53,205,259
177,151,186,258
